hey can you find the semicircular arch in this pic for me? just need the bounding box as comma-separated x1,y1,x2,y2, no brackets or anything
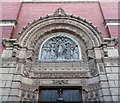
17,8,103,50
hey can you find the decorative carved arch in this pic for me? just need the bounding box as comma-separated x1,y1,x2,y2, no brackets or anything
17,8,103,50
12,8,104,77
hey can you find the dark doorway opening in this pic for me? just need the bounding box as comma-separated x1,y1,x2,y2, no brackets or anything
39,86,82,103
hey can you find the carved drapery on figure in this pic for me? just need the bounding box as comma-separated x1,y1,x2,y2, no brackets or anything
39,35,81,61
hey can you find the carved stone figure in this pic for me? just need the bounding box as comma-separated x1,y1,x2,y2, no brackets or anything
73,47,79,59
41,48,49,60
58,43,64,59
50,43,56,59
65,44,71,59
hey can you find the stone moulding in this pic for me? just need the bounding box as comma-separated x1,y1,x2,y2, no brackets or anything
33,72,89,79
21,0,99,3
31,61,89,72
0,20,18,26
103,19,120,26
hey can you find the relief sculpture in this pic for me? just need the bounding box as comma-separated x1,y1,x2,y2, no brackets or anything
40,35,80,61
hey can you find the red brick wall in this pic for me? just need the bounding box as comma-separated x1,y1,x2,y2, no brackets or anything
1,2,21,19
100,2,118,38
12,2,109,38
0,2,119,54
0,2,22,53
100,2,118,19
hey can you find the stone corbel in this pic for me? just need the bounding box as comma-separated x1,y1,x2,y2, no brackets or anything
2,38,18,58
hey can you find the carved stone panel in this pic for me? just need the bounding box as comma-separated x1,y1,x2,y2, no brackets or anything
39,35,81,61
88,59,98,76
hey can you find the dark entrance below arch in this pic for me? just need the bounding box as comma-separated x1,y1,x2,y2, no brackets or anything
39,86,82,103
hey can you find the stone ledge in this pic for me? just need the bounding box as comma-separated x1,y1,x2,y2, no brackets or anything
104,19,120,26
0,20,18,27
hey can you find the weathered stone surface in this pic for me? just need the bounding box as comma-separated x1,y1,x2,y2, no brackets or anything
1,88,10,95
5,81,12,87
2,74,13,80
1,49,13,58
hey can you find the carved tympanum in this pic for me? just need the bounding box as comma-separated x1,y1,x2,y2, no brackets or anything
39,35,81,61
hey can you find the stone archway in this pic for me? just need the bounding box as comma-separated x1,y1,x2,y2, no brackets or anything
13,8,103,102
14,8,103,77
